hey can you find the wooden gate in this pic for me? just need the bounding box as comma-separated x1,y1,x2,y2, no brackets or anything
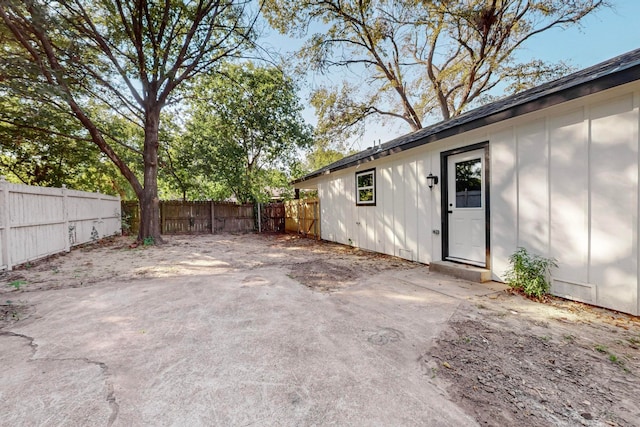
259,202,285,232
284,198,320,239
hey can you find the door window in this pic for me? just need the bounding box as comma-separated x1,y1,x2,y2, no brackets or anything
455,158,482,208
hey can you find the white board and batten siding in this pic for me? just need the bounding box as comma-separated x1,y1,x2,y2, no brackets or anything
0,180,121,270
314,81,640,315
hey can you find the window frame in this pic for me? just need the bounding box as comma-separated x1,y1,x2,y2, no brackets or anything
355,168,376,206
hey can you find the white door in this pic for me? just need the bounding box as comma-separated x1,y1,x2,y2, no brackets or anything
447,149,486,266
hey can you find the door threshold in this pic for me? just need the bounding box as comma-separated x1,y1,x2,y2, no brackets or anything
445,257,486,268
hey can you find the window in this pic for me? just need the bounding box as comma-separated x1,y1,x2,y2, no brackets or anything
356,168,376,205
455,158,482,208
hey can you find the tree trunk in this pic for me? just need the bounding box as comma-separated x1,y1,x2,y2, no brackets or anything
137,105,164,243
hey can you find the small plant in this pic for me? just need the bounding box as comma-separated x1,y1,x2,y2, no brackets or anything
595,344,608,353
143,236,155,246
539,335,551,342
8,280,26,290
121,209,132,236
504,247,557,298
627,336,640,346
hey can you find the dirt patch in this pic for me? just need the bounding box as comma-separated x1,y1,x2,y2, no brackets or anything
2,233,639,425
289,260,358,291
425,294,640,426
0,301,34,330
0,233,417,296
285,237,415,291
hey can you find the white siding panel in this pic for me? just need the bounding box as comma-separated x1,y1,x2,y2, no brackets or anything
346,173,357,246
404,160,418,261
393,162,406,257
381,166,395,256
416,155,431,263
318,182,329,240
549,109,589,286
590,95,638,314
517,120,549,254
338,175,350,245
358,201,376,251
320,181,333,241
490,128,517,278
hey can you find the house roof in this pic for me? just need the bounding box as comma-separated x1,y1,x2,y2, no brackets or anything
294,48,640,186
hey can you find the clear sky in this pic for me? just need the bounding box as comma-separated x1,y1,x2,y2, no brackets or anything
261,1,640,152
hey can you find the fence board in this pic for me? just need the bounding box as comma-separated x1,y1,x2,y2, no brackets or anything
284,199,320,239
122,201,258,235
162,201,212,234
214,203,254,233
261,203,285,232
0,179,121,270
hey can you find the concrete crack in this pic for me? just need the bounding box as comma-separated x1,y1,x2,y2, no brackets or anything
0,336,120,427
40,357,120,427
0,331,38,356
81,358,120,427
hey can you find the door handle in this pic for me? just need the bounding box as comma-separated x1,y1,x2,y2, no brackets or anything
448,210,453,214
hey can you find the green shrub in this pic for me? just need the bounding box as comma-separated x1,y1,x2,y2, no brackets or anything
504,247,557,298
8,280,26,291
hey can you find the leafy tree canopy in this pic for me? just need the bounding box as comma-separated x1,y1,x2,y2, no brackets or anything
0,0,258,241
263,0,607,141
169,62,313,203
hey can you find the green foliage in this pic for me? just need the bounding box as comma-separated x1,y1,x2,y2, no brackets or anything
302,147,354,174
504,247,557,298
0,0,258,241
0,94,132,196
143,236,155,246
8,280,26,290
121,210,132,236
171,62,313,203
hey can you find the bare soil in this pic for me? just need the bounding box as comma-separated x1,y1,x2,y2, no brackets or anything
1,233,639,426
425,293,640,426
0,234,416,327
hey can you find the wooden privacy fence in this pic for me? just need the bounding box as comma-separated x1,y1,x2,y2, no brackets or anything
0,179,121,270
122,201,255,235
122,199,320,238
284,198,320,239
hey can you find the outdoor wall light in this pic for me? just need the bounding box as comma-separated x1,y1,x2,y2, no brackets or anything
426,173,439,190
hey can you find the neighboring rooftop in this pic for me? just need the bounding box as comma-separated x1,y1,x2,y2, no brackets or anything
294,48,640,185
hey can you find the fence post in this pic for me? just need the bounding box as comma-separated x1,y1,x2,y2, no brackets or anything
62,184,70,253
0,177,11,270
210,201,215,234
160,201,166,234
209,200,213,234
257,202,261,233
96,190,103,239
